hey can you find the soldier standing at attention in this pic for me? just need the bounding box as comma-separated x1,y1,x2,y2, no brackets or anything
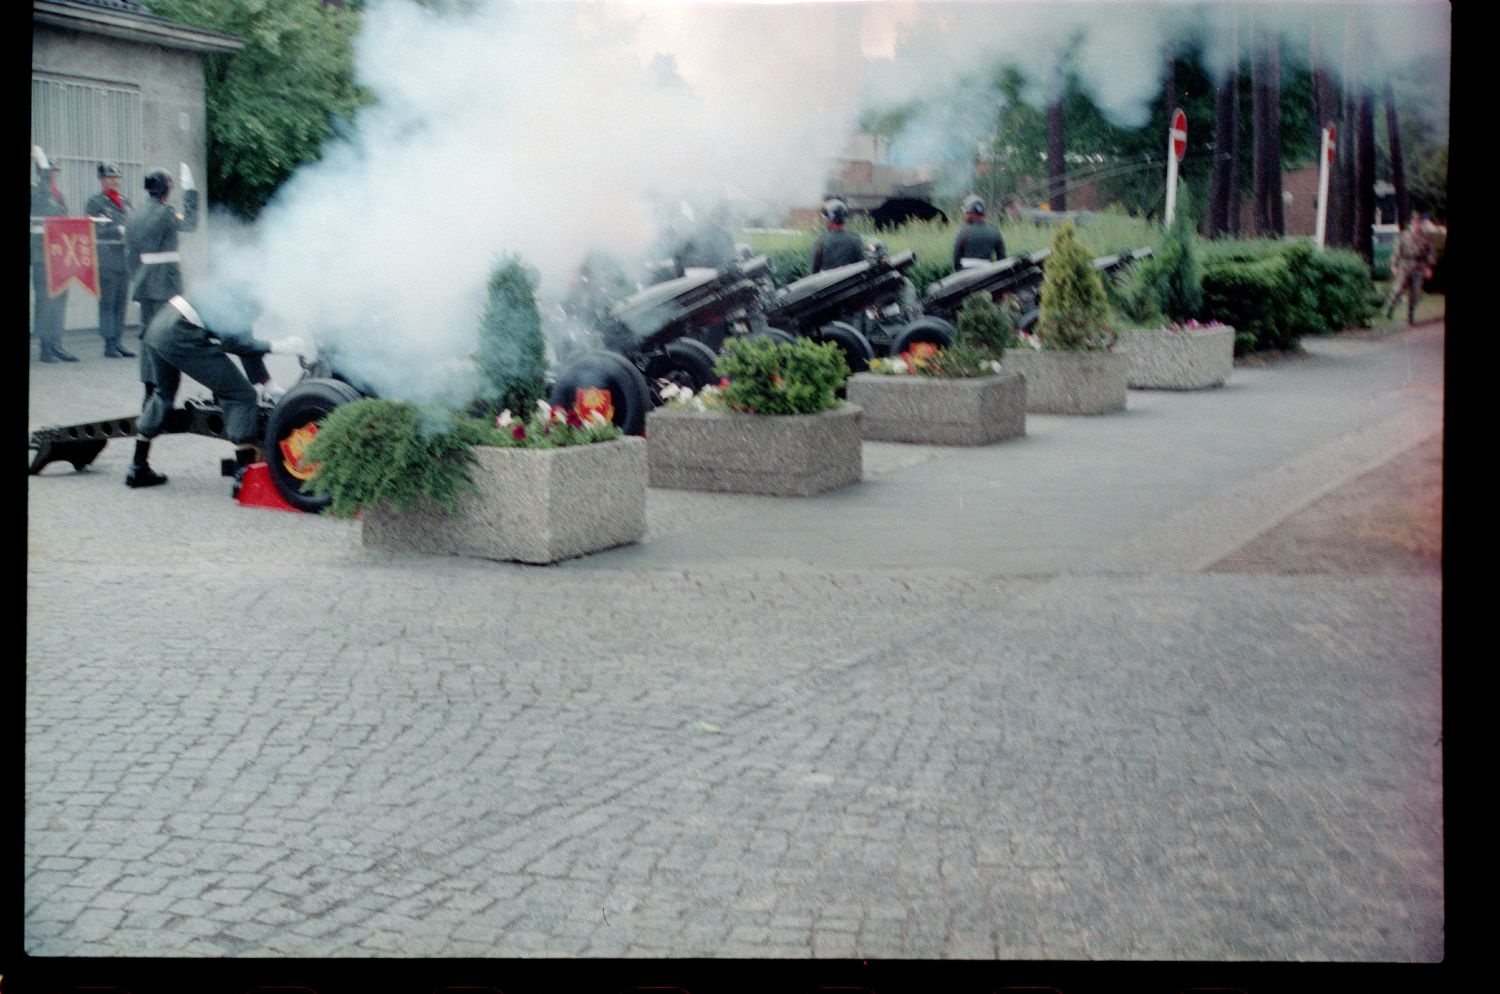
30,147,79,363
127,164,199,399
953,194,1006,270
85,162,135,358
811,199,866,273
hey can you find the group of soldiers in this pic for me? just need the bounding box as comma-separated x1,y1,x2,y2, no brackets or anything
30,148,306,492
811,193,1006,275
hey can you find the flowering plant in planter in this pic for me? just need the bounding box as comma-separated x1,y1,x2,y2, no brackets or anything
302,397,622,518
659,379,727,411
491,398,623,448
868,343,1004,378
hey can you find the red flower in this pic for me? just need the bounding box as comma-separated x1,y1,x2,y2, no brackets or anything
511,424,526,440
565,409,584,428
718,377,730,389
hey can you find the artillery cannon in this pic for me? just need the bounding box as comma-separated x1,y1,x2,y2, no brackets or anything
757,250,958,374
921,246,1154,332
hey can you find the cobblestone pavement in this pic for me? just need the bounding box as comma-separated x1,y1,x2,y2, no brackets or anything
23,326,1443,964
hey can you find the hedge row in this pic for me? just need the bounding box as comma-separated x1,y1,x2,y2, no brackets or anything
1200,241,1376,354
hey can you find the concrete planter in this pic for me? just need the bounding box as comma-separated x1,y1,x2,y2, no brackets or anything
645,405,863,496
361,437,647,565
845,372,1026,445
1115,325,1235,390
1001,348,1130,415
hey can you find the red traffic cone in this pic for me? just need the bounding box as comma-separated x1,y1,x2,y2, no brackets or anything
235,462,299,512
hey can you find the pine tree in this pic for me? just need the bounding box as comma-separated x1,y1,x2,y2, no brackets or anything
1036,222,1113,351
475,257,549,418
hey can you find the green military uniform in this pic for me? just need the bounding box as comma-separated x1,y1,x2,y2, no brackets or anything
953,221,1006,270
137,295,272,445
127,189,199,383
30,176,73,362
1385,222,1437,324
85,183,133,356
811,228,865,272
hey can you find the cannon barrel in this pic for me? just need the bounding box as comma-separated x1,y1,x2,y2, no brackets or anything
763,250,916,336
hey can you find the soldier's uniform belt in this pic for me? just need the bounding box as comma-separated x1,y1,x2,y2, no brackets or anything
140,252,181,264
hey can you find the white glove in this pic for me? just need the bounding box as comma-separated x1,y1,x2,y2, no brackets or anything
258,379,287,403
32,145,50,171
180,162,196,192
268,336,309,356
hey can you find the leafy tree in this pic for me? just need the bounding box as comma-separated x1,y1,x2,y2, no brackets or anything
144,0,370,218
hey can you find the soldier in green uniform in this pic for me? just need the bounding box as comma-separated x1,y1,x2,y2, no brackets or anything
127,165,199,395
952,194,1006,270
811,199,866,273
127,285,306,491
1384,211,1438,324
30,147,79,363
85,162,135,358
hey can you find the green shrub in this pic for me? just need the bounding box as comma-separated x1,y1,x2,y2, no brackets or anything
1036,221,1114,351
475,256,548,418
1201,254,1294,354
1111,261,1165,326
715,336,847,415
954,292,1016,354
1200,240,1376,354
1138,187,1203,321
302,398,497,518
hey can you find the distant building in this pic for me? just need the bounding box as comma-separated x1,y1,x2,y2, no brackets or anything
792,132,947,230
32,0,242,331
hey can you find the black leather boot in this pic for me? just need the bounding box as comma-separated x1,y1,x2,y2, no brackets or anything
125,464,168,488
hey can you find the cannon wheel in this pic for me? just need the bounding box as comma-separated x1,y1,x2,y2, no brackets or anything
744,327,797,347
889,316,956,358
655,338,720,392
549,349,652,436
263,377,365,513
816,321,875,376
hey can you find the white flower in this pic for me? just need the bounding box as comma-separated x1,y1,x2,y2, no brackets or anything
988,360,1003,373
889,358,909,374
678,386,695,401
660,382,681,400
587,410,608,426
536,398,552,415
497,410,513,427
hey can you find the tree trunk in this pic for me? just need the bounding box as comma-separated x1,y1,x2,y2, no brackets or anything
1251,30,1280,235
1208,66,1238,238
1047,100,1066,212
1354,87,1376,261
1384,82,1409,227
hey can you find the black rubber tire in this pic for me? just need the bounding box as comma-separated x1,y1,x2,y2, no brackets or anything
654,338,720,391
815,321,875,375
889,316,955,357
743,326,797,348
549,349,652,436
263,377,366,513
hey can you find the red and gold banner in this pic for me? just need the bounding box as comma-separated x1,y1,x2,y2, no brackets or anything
43,217,100,298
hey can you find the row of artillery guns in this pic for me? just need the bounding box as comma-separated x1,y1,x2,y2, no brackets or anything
28,244,1152,513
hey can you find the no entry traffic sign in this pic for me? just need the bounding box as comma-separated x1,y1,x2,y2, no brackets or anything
1171,108,1187,162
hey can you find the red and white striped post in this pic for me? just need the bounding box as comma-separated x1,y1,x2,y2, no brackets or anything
1165,108,1187,226
1315,123,1336,248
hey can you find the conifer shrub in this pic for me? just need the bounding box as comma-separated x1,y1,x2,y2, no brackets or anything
1035,221,1115,351
475,256,549,418
954,292,1017,354
714,336,848,415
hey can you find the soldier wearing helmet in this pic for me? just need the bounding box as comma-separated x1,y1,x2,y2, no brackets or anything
126,163,199,399
811,198,865,273
86,162,135,358
953,193,1006,270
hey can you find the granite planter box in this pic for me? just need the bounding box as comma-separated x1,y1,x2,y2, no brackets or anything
1000,348,1130,415
845,371,1026,445
1114,325,1235,389
361,437,647,564
645,405,863,496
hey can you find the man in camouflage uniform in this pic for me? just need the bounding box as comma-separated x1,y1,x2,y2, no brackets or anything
811,199,865,273
1384,212,1437,325
85,162,135,358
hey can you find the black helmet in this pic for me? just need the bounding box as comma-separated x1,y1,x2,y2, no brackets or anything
822,199,848,224
962,195,986,216
98,162,123,178
144,169,172,197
